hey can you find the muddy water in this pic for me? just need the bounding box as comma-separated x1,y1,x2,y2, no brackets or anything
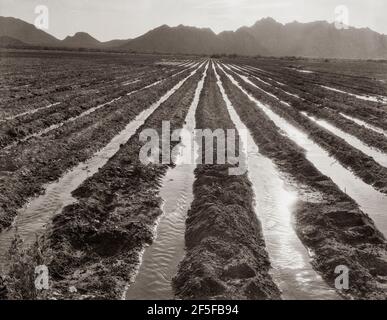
0,65,202,266
302,112,387,168
220,63,387,239
125,63,209,300
214,65,339,300
340,113,387,137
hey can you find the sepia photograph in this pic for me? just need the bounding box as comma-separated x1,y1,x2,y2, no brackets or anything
0,0,386,311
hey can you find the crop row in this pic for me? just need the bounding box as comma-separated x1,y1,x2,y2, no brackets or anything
0,64,194,148
0,66,195,232
26,64,205,299
235,64,387,130
173,64,280,300
0,62,183,119
223,66,387,195
233,65,387,153
216,64,387,299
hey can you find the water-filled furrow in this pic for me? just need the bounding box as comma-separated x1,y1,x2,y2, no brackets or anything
230,65,272,86
234,65,301,98
4,97,123,149
302,112,387,167
226,64,387,166
340,113,387,137
321,85,387,104
219,63,387,239
163,61,194,67
240,65,287,86
224,64,291,106
229,66,387,155
242,64,272,75
178,61,193,67
0,65,202,266
125,62,208,300
127,62,200,97
122,79,140,86
297,70,314,74
0,102,61,122
5,68,198,148
214,64,339,300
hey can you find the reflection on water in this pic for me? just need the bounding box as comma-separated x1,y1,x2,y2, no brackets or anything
321,85,387,104
1,102,61,122
125,63,208,300
5,97,123,150
224,65,291,107
340,113,387,137
215,64,339,300
235,64,301,98
0,67,201,268
8,65,199,147
124,164,194,300
230,65,272,86
303,112,387,168
221,63,387,239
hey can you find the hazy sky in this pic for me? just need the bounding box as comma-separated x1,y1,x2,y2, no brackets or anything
0,0,386,41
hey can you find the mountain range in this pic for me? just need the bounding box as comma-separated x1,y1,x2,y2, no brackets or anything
1,16,387,59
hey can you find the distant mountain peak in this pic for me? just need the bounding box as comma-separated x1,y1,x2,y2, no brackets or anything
0,15,60,46
74,31,92,37
157,24,170,30
254,17,282,26
121,17,387,58
1,15,387,58
259,17,277,23
62,31,100,48
64,31,98,40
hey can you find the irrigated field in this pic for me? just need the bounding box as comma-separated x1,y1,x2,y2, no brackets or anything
0,50,387,300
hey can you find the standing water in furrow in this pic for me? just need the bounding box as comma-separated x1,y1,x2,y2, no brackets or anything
5,97,122,149
224,65,291,106
302,112,387,167
339,113,387,137
2,67,195,150
230,65,272,86
321,85,387,104
233,65,300,98
213,65,338,300
125,63,209,300
0,102,61,122
0,66,202,266
9,65,193,147
219,64,387,238
126,62,200,97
